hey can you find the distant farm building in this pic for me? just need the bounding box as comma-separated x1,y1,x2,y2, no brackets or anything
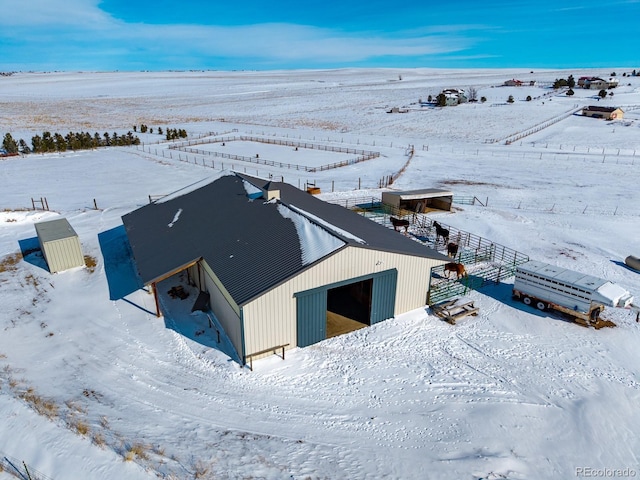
122,173,450,366
440,88,467,106
504,79,523,87
582,106,624,120
35,218,85,273
382,189,453,213
580,77,618,90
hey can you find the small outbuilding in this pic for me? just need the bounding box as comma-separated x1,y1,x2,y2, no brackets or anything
382,188,454,213
34,218,85,273
582,106,624,120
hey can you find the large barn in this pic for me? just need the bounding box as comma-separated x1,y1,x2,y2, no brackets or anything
121,172,450,365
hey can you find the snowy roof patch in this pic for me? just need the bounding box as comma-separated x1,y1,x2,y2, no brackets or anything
287,204,367,244
277,204,345,265
242,179,263,199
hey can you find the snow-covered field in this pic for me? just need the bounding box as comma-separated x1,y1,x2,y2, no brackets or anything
1,68,639,479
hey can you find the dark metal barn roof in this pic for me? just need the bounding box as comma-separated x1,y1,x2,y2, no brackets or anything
122,172,449,306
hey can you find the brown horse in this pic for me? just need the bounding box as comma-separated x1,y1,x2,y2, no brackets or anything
447,242,459,258
444,262,467,279
390,216,410,233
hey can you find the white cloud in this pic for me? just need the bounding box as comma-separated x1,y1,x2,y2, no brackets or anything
0,0,478,68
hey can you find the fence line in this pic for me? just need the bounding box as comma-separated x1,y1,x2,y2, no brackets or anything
345,202,529,303
486,105,581,145
325,194,639,217
1,451,54,480
162,135,380,172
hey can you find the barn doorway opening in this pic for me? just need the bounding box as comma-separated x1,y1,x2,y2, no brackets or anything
326,278,373,338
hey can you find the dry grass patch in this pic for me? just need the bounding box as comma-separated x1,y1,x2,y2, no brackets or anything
19,387,59,419
124,443,149,462
24,274,40,288
92,432,106,447
84,255,97,273
0,252,22,273
69,418,90,436
193,460,212,479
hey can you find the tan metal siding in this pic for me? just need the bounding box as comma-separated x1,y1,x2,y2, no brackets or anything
190,261,244,360
42,237,84,273
242,247,445,358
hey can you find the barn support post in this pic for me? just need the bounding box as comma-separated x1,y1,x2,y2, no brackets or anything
151,282,161,317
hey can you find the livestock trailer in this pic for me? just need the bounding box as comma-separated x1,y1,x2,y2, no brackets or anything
34,218,85,273
513,260,633,326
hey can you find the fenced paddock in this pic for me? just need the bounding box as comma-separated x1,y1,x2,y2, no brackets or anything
165,135,380,172
346,201,529,304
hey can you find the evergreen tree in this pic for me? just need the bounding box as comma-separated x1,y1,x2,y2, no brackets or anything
42,132,54,152
553,78,568,89
2,133,19,153
31,134,43,153
567,75,575,88
598,89,607,99
54,133,66,151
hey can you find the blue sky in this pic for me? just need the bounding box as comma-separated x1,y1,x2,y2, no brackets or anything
1,0,638,71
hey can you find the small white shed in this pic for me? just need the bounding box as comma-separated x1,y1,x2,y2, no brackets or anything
34,218,85,273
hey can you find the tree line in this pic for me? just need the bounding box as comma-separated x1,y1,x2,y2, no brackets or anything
2,124,190,155
1,130,141,154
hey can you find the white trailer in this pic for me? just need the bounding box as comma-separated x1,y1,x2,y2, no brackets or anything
513,260,634,326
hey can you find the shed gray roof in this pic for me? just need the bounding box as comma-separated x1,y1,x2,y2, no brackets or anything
383,188,453,200
35,218,78,243
122,173,449,306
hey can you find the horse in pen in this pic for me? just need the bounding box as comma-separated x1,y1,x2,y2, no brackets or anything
390,216,410,234
433,221,449,245
444,262,467,279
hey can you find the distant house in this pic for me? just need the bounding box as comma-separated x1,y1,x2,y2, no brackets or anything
440,88,467,106
583,77,609,90
582,106,624,120
122,173,450,366
504,79,523,87
577,76,591,88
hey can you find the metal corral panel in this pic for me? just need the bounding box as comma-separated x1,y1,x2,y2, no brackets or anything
34,218,84,273
296,289,328,347
370,269,398,324
242,246,445,358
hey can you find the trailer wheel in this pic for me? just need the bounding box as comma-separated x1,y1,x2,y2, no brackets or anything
523,296,532,306
536,301,546,311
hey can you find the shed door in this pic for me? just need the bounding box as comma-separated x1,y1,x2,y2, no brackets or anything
370,268,397,325
296,289,327,348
